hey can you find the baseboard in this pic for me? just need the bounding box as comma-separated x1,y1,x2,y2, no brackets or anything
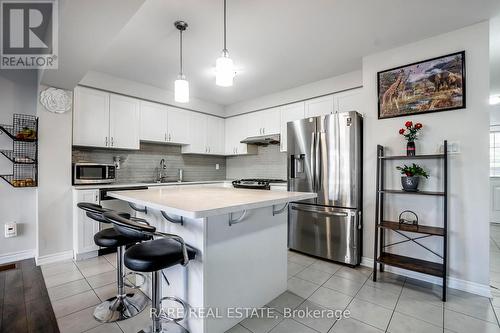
36,250,74,266
361,257,491,298
0,249,35,265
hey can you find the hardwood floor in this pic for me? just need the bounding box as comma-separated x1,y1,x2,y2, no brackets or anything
0,259,59,333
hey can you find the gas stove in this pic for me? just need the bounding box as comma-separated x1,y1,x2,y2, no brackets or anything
232,178,287,190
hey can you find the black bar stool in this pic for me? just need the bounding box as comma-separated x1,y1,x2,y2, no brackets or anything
77,203,149,323
103,211,197,333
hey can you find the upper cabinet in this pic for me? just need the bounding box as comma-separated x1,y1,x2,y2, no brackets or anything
109,94,140,149
73,87,140,149
305,95,334,118
167,107,190,144
139,102,191,145
182,114,225,155
73,87,110,148
334,88,363,113
246,108,281,137
280,102,305,152
225,115,257,156
139,101,167,142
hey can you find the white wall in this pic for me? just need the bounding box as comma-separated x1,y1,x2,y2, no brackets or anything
225,70,362,116
80,71,225,117
0,70,38,261
36,86,73,258
362,22,490,292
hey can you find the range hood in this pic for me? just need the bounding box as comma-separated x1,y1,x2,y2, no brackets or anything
240,134,280,146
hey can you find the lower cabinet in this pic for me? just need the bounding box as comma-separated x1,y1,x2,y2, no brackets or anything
72,189,100,259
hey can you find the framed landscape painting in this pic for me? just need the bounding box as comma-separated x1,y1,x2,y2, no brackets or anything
377,51,466,119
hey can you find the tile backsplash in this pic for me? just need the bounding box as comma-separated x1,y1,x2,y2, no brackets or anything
226,145,287,180
72,143,226,183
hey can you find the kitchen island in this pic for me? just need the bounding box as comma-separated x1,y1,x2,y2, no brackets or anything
108,186,316,333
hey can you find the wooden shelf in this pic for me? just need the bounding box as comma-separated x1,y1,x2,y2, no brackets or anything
378,221,445,236
377,252,444,277
379,189,445,196
380,154,444,160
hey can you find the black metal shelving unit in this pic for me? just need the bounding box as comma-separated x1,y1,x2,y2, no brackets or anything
0,114,38,188
373,140,448,301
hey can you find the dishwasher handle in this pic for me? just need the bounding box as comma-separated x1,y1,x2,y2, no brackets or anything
291,205,349,217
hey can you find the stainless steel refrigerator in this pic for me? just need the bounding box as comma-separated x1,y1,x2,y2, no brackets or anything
287,111,362,265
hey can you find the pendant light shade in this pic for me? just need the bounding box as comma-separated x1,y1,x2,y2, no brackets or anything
175,76,189,103
174,21,189,103
215,0,235,87
216,51,235,87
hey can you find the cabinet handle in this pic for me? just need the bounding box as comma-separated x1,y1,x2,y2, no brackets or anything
105,137,108,146
111,137,114,146
169,134,171,141
165,133,167,142
263,128,265,134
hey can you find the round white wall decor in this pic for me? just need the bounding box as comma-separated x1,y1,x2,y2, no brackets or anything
40,87,72,113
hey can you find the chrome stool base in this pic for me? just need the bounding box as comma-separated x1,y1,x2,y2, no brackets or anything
93,292,148,323
139,321,189,333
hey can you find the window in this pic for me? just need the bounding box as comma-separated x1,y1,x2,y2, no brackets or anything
491,127,500,176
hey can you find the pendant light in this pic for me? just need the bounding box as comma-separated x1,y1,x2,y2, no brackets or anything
174,21,189,103
215,0,236,87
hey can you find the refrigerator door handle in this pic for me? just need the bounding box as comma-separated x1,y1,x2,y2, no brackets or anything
316,131,322,191
291,205,349,217
310,131,316,191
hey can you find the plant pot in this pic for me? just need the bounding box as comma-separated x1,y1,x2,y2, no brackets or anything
401,176,419,191
406,141,416,156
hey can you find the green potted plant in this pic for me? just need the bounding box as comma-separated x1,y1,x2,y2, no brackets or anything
396,163,429,191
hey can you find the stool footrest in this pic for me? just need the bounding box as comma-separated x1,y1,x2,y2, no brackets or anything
123,271,147,289
159,296,189,323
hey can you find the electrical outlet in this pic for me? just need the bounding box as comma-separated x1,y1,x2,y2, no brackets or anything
215,164,220,170
5,222,17,238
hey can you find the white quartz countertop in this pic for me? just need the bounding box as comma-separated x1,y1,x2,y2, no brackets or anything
72,180,232,190
107,186,316,218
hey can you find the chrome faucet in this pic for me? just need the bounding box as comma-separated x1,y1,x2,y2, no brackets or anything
157,159,167,182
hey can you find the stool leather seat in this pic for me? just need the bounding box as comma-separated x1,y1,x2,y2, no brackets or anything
94,228,137,248
124,238,196,272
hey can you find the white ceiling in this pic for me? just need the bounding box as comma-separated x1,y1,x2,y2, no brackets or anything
91,0,500,106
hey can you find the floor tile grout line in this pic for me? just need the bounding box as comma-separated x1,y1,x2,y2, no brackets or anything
384,277,406,333
327,270,373,332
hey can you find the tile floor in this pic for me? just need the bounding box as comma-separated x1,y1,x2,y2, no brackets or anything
42,249,500,333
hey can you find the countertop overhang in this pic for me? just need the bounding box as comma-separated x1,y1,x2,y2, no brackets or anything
107,186,317,219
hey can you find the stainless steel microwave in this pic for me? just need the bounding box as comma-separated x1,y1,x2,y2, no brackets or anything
73,163,116,185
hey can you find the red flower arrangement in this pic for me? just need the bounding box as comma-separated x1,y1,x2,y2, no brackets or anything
399,121,422,142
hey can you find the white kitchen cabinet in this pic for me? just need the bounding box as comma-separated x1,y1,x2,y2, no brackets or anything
280,102,305,152
73,87,110,147
73,87,140,149
305,95,334,117
167,107,191,144
140,102,191,145
206,116,225,154
140,101,167,142
246,108,281,137
109,94,140,149
72,189,100,259
334,88,363,113
224,115,257,156
183,112,207,154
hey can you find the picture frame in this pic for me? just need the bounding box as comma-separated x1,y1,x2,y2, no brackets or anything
377,51,466,120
